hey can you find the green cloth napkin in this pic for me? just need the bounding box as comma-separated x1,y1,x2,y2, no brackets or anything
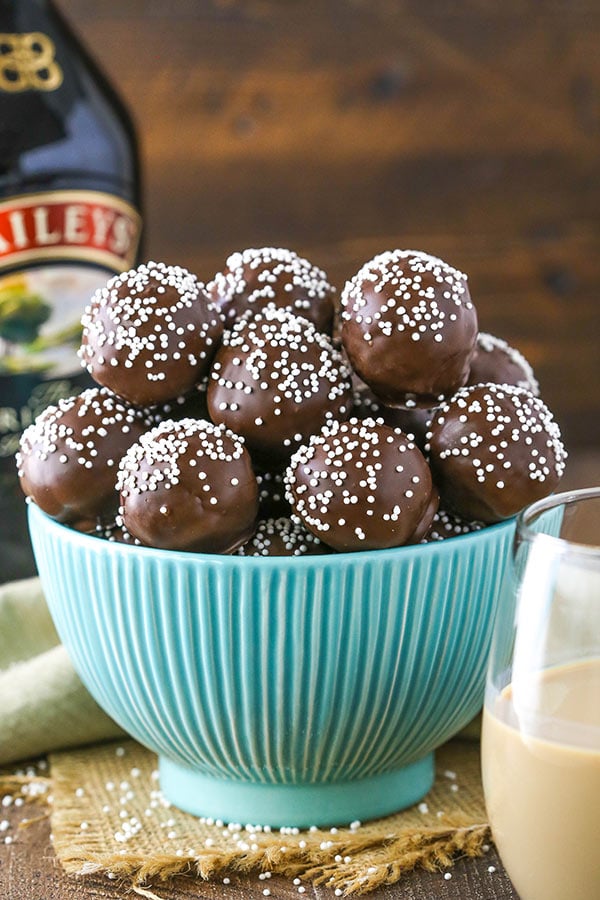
0,577,125,765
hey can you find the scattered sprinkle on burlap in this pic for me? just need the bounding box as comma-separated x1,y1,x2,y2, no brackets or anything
45,738,489,897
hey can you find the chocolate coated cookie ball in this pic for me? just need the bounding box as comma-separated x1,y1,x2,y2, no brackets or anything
426,383,567,523
341,250,478,405
79,261,223,406
285,417,438,552
17,387,150,531
207,307,352,462
208,247,335,333
117,418,258,553
467,332,539,394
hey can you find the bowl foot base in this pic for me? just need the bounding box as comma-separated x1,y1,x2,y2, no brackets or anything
159,753,435,827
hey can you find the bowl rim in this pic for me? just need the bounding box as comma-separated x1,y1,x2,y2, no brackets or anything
27,499,516,572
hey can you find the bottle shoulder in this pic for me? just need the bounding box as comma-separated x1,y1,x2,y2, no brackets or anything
0,1,140,201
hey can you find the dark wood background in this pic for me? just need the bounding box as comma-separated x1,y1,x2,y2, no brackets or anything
61,0,599,451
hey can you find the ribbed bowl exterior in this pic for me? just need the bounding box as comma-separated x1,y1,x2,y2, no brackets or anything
29,503,514,785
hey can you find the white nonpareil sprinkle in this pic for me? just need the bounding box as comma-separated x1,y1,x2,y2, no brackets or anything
79,262,220,391
117,418,247,505
285,417,426,543
340,249,472,345
427,384,567,488
476,332,539,395
209,247,334,320
16,387,150,481
208,305,351,452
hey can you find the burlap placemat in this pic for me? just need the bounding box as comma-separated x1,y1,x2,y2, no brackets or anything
45,737,489,897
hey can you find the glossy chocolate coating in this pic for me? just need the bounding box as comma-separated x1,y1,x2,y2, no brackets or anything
467,332,539,394
341,250,478,405
207,307,352,463
285,417,438,552
79,262,223,406
17,387,150,531
117,418,259,553
208,247,335,333
426,383,567,523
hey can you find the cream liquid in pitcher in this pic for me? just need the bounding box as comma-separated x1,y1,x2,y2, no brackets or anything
482,658,600,900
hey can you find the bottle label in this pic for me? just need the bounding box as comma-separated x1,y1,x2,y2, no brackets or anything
0,190,141,273
0,190,141,463
0,32,63,92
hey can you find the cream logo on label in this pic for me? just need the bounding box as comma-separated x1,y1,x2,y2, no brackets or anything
0,32,63,92
0,191,142,273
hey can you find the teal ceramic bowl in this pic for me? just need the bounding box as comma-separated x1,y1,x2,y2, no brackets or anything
28,501,515,827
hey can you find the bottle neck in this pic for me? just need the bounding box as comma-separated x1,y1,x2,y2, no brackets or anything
0,0,51,13
0,1,52,9
0,0,55,29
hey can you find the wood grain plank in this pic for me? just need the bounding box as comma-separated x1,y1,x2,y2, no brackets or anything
59,16,600,164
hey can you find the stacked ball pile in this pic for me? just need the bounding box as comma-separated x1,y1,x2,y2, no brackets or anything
17,249,567,556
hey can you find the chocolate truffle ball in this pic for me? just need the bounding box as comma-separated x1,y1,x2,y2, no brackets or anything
79,261,223,406
467,332,539,394
208,247,335,333
207,306,352,462
341,250,478,406
426,383,567,523
17,387,150,531
237,517,329,557
117,418,259,554
285,418,438,552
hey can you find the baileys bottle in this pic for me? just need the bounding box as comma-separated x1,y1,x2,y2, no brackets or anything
0,0,142,581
